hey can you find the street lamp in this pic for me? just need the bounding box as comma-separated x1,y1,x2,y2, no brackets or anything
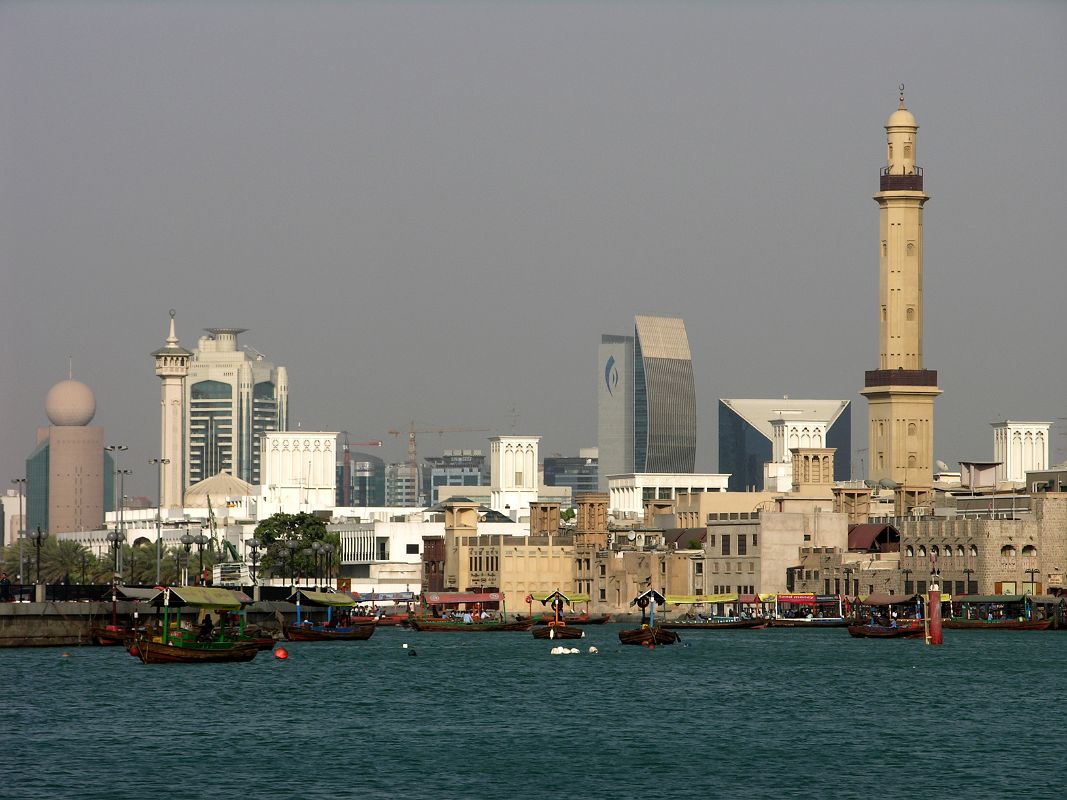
323,542,334,588
106,529,122,583
311,541,322,587
194,532,208,584
180,532,194,585
286,538,299,588
11,477,26,587
1024,567,1040,595
115,468,132,578
247,538,260,585
149,457,171,584
29,527,48,584
301,548,313,586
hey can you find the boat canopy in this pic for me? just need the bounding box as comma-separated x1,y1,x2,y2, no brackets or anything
953,594,1040,605
422,591,503,605
350,591,416,603
536,590,573,607
111,586,163,602
666,593,738,604
531,592,589,603
739,593,777,603
776,593,817,605
148,587,245,610
630,589,667,607
289,589,356,607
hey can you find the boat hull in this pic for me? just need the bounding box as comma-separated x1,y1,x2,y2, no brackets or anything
409,618,536,633
661,618,767,630
847,623,924,639
944,618,1052,631
532,625,585,640
134,638,259,664
91,626,133,646
284,623,377,641
618,626,679,646
769,618,849,628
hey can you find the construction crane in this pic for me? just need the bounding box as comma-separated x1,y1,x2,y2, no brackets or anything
388,423,491,498
340,432,384,506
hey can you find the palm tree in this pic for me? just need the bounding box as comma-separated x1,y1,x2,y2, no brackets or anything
38,539,97,584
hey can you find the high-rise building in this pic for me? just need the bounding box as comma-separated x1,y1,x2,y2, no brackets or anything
342,451,386,507
597,315,696,489
718,399,851,491
25,379,114,534
184,328,288,488
860,89,941,487
543,448,599,501
424,450,488,505
385,463,419,507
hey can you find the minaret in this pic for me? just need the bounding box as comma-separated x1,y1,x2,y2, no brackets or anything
152,310,191,508
861,87,941,489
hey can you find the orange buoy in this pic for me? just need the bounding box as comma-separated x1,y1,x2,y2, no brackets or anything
274,647,289,660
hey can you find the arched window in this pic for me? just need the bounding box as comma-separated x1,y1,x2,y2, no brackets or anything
941,546,951,560
1000,545,1016,559
882,242,888,257
1022,544,1037,558
918,545,927,558
908,423,917,437
970,544,978,557
931,545,940,558
905,545,915,558
906,242,915,256
906,307,915,321
957,545,965,558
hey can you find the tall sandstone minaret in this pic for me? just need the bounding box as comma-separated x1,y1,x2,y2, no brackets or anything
861,88,941,489
152,310,190,509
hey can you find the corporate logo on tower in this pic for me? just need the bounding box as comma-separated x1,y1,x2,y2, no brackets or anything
604,355,619,396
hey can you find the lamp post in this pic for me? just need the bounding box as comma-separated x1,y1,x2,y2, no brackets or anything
247,539,260,585
311,541,322,588
106,529,122,584
11,477,26,587
963,567,976,595
286,538,299,588
29,527,48,584
301,548,313,586
180,532,194,585
323,543,334,589
149,457,171,584
115,468,132,579
1025,567,1040,596
194,532,208,584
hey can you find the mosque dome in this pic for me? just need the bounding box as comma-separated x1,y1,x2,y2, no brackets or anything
183,471,255,508
886,107,917,128
45,379,96,426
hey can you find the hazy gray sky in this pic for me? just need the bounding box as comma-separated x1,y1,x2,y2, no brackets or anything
3,1,1065,498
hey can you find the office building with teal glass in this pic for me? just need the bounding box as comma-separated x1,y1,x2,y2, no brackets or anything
597,315,697,489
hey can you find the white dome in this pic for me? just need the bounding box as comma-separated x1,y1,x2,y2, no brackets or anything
45,379,96,426
183,471,254,507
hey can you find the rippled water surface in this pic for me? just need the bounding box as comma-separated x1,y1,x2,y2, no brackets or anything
3,626,1064,799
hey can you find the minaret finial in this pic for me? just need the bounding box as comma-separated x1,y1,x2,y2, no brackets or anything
898,83,906,109
167,309,179,346
68,355,73,380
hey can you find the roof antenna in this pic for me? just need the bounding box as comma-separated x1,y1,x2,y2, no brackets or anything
68,355,73,380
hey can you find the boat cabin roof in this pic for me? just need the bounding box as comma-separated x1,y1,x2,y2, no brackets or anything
630,589,667,606
423,591,503,605
147,586,245,610
289,589,356,607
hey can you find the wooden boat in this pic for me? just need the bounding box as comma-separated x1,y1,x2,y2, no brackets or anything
946,595,1061,632
943,618,1052,631
284,589,377,642
660,617,767,630
619,589,678,646
847,621,924,639
412,591,533,632
769,617,849,628
91,624,132,646
347,590,417,627
523,612,613,626
132,586,261,664
530,590,586,640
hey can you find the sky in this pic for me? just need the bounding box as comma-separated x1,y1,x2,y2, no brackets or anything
2,1,1065,498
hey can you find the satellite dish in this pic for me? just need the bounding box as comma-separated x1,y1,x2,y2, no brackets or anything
879,478,898,489
627,532,637,541
936,460,949,472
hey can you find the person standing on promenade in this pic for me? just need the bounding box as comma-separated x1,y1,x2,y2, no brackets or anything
0,572,11,601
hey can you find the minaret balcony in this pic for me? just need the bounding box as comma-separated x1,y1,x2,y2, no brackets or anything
864,369,938,388
879,167,923,191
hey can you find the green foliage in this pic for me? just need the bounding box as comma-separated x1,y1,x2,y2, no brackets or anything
687,538,702,550
254,513,333,579
560,508,576,521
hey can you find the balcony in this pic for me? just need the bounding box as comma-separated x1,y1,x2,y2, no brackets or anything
864,369,938,388
879,167,924,191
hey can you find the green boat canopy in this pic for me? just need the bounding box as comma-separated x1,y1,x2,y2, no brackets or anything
951,595,1057,605
289,589,356,607
149,587,245,610
666,593,739,605
531,592,590,604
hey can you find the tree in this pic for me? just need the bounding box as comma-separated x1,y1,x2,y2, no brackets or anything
254,512,329,581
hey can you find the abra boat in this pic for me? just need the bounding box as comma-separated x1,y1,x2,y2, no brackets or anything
662,594,768,630
531,590,586,641
944,594,1059,631
619,589,678,646
770,594,850,628
130,586,261,664
847,621,924,638
410,591,535,632
847,593,924,640
283,589,377,641
346,590,417,626
660,617,766,630
91,585,159,645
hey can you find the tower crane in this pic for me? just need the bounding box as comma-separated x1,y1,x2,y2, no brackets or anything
340,432,383,506
387,423,491,491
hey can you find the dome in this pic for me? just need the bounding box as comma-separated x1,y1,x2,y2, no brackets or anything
45,379,96,426
886,108,917,128
183,471,255,507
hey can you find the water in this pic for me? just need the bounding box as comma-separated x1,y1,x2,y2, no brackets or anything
3,626,1063,799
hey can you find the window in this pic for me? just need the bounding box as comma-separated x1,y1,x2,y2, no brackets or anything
1022,545,1037,558
722,535,731,556
709,535,716,546
752,534,758,547
918,546,927,558
599,564,605,577
970,545,978,557
406,544,419,555
1001,545,1016,558
660,561,666,574
931,545,940,558
738,535,747,556
695,562,703,575
906,545,915,557
599,589,606,601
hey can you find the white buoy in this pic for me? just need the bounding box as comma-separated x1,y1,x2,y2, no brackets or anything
588,646,598,654
550,646,564,655
549,628,555,640
402,643,408,649
568,647,579,654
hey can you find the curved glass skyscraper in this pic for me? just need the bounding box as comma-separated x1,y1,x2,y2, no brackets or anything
598,315,696,488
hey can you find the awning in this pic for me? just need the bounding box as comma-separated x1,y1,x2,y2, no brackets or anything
423,591,503,605
776,593,817,605
666,594,738,605
112,586,162,602
290,590,356,607
858,593,918,606
953,595,1026,605
349,591,416,603
149,587,245,610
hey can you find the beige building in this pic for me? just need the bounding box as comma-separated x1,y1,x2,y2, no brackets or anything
861,89,941,489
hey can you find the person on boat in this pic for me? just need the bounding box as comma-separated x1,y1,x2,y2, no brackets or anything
197,615,215,642
462,610,472,624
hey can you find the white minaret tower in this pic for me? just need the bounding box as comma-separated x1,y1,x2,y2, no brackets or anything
861,87,941,488
489,435,540,519
152,310,190,508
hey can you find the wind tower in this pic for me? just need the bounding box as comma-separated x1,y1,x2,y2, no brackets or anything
861,87,941,492
152,310,190,508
